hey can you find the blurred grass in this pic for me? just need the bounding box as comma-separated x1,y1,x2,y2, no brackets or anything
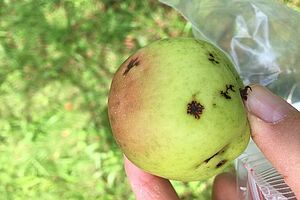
0,0,299,200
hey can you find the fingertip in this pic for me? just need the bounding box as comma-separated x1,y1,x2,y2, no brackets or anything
123,156,180,200
212,172,239,200
124,156,155,185
245,84,297,123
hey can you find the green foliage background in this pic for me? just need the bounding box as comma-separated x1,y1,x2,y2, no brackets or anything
0,0,299,199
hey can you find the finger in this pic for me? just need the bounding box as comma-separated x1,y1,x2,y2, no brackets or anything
124,156,180,200
245,84,300,197
212,172,239,200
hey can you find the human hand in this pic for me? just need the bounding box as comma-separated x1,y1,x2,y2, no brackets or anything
124,84,300,199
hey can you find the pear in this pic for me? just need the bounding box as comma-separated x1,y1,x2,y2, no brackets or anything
108,38,250,181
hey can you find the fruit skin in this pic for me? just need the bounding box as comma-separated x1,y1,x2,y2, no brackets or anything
108,38,250,181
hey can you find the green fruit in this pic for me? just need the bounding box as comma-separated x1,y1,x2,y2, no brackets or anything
108,38,250,181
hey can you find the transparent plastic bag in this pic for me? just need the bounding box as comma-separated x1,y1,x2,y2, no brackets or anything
160,0,300,107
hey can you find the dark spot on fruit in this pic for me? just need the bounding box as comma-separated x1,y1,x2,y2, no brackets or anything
220,91,231,99
208,52,220,64
212,103,216,107
121,143,127,148
144,151,150,158
123,57,140,75
204,145,227,163
204,152,219,163
220,84,235,99
192,91,200,99
115,101,121,106
227,84,235,92
187,100,204,120
240,86,252,100
194,162,202,169
216,160,227,168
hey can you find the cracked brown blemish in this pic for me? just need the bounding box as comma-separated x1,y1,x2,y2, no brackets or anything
208,52,220,64
204,145,228,163
220,84,235,99
227,84,235,92
239,86,252,100
194,146,228,169
216,160,227,168
123,57,140,75
220,91,231,99
204,152,219,163
187,100,204,119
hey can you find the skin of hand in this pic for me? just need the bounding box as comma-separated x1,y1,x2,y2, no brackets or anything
124,84,300,200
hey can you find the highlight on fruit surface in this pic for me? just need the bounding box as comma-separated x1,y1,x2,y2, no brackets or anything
108,37,250,181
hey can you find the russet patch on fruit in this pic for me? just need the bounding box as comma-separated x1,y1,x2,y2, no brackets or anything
108,38,250,181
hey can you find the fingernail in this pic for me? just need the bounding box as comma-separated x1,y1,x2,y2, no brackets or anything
246,85,296,123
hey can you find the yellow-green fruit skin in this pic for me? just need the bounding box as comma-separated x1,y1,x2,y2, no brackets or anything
108,38,250,181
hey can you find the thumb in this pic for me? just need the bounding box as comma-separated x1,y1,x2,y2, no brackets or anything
245,84,300,197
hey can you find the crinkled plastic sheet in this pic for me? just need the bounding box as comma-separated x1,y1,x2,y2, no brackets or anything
160,0,300,107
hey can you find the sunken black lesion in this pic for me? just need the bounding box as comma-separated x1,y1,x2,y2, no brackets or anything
204,145,227,163
216,160,227,168
194,145,228,169
187,100,204,120
220,84,235,99
220,91,231,99
208,52,220,64
204,152,219,163
239,86,252,101
123,57,140,75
